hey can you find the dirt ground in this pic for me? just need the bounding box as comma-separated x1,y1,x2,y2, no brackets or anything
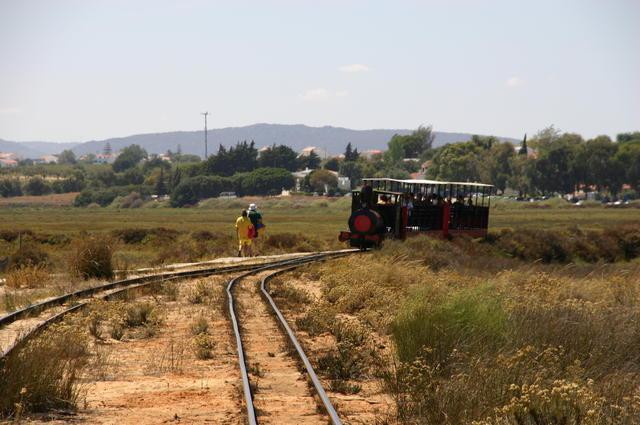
12,257,386,424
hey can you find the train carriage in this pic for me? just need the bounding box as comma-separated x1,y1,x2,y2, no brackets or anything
339,178,493,249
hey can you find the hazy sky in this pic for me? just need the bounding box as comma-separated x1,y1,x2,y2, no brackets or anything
1,0,638,142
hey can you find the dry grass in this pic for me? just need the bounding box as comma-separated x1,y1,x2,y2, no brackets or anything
306,236,640,424
0,321,90,418
4,264,50,289
68,234,115,280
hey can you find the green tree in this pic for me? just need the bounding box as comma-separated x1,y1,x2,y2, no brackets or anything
508,155,535,198
24,176,53,196
386,126,435,159
113,145,147,172
309,169,338,192
339,161,363,189
533,138,580,194
615,141,640,193
298,150,321,170
482,142,515,193
616,132,640,144
385,137,405,165
257,145,298,171
58,149,77,165
323,157,341,171
155,168,167,195
576,136,621,193
234,167,295,196
0,178,23,197
470,135,498,150
120,168,144,185
344,143,360,161
426,142,482,182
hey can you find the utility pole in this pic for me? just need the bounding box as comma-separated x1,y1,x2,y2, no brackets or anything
201,112,209,159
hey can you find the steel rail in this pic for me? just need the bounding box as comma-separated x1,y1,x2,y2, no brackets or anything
261,265,343,425
0,252,336,329
227,251,353,425
0,251,352,360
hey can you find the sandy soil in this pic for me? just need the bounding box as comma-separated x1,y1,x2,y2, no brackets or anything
73,276,243,424
235,272,328,424
21,275,243,424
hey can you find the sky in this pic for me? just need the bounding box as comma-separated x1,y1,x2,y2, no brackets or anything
0,0,638,143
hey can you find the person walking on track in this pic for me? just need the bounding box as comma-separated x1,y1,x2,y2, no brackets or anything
247,203,265,255
235,210,254,257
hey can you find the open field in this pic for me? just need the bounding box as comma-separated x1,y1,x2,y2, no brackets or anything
1,198,640,422
1,196,638,272
1,195,638,234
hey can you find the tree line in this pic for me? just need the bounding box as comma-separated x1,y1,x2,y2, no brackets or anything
1,126,638,206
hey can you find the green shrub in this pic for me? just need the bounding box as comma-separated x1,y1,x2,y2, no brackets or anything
23,176,53,196
392,284,507,364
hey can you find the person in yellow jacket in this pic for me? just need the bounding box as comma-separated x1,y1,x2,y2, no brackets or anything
235,210,254,257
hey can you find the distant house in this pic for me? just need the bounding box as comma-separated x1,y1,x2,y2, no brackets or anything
360,149,383,159
299,146,328,158
0,153,18,168
291,168,350,192
0,152,18,167
292,168,314,191
33,154,58,164
95,153,117,164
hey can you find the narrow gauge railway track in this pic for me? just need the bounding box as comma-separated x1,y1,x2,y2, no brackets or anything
227,251,352,425
0,250,354,361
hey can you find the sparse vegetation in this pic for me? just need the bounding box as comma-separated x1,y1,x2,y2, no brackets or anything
302,236,640,424
4,264,49,289
192,334,214,360
0,322,90,417
69,234,115,279
185,280,215,304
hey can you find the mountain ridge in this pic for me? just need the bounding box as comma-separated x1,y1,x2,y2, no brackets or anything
2,123,519,158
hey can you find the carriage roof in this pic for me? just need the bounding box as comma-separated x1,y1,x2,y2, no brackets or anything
362,178,493,189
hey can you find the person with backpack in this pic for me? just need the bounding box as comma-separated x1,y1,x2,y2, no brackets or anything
247,203,265,254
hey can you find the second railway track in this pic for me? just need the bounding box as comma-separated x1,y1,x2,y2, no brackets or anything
1,249,356,423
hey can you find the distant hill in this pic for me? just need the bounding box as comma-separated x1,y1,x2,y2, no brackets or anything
0,139,77,158
2,124,518,158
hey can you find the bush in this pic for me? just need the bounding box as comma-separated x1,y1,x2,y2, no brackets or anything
69,235,115,279
5,265,49,288
391,284,507,364
234,167,295,196
0,322,90,417
487,225,640,263
193,334,214,360
23,176,52,196
0,178,23,197
8,244,49,270
190,315,209,335
170,175,233,207
124,301,162,328
264,232,322,252
118,191,144,208
111,227,180,244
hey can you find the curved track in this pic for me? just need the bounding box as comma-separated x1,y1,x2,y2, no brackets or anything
1,249,356,423
0,251,352,360
226,251,350,425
